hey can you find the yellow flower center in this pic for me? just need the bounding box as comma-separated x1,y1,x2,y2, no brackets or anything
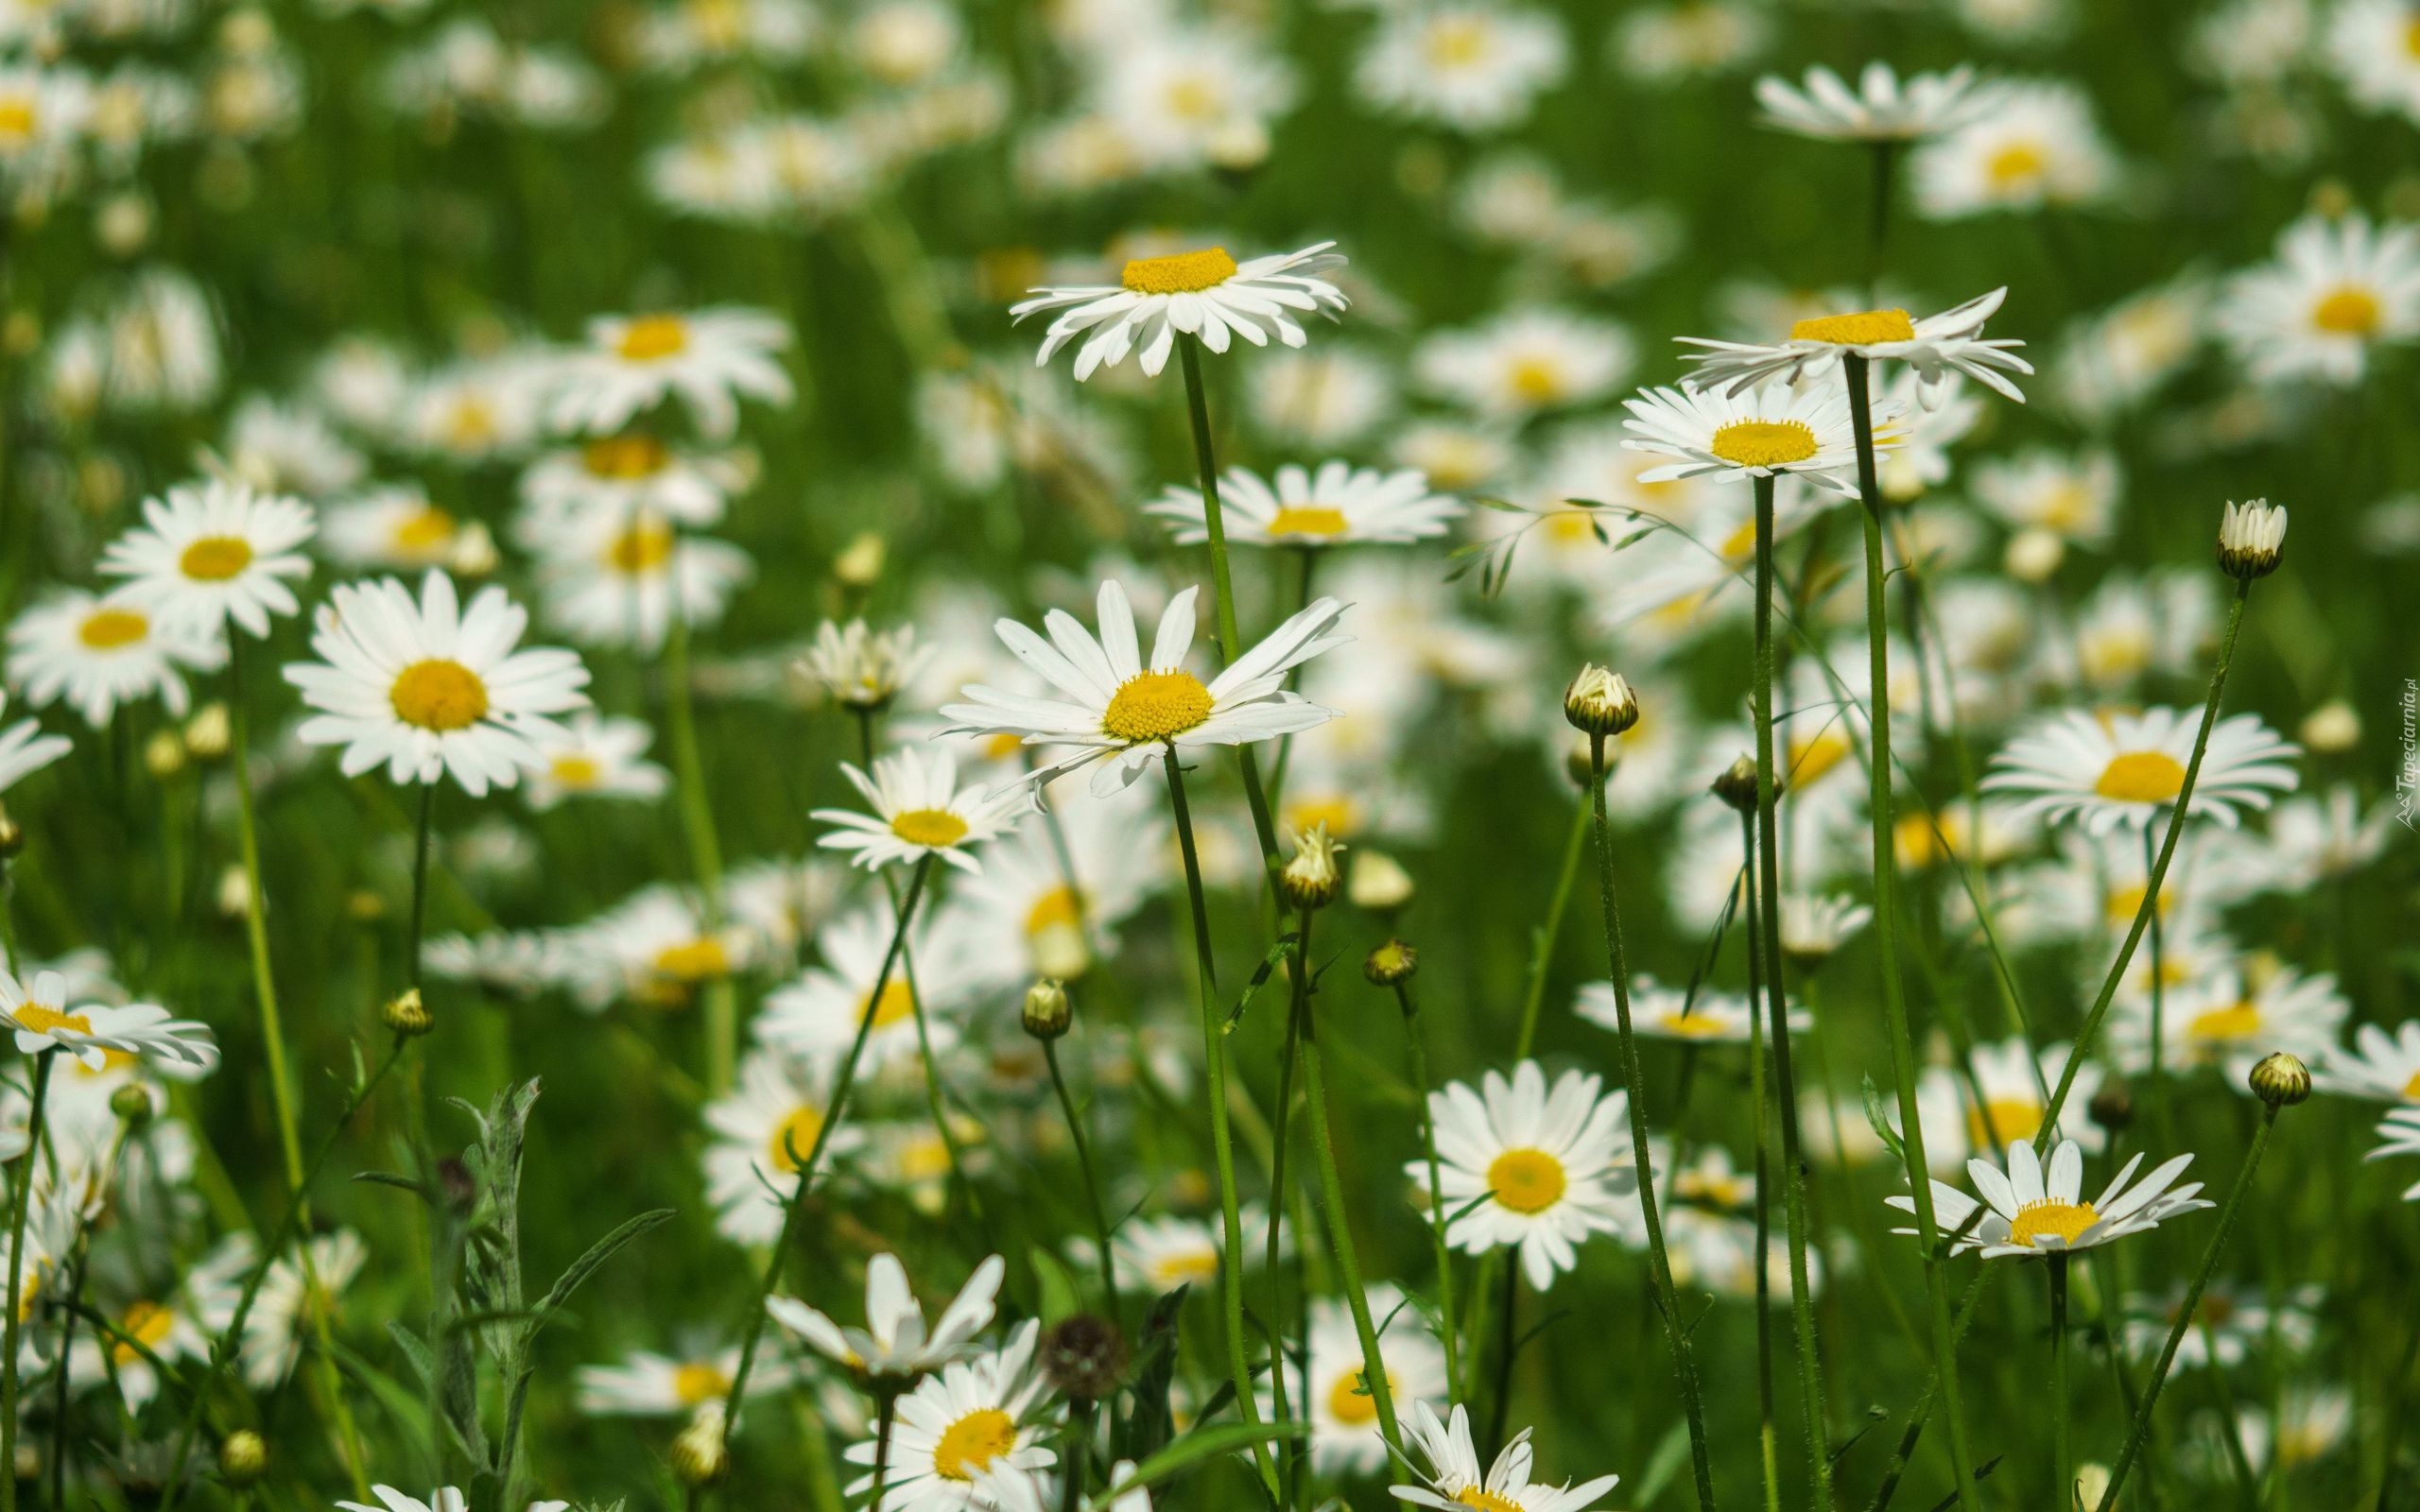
1325,1365,1394,1425
1789,308,1915,345
2007,1198,2099,1248
1986,142,2047,189
1709,420,1821,469
1265,506,1351,541
687,0,745,48
2037,482,2094,533
1656,1010,1732,1040
78,608,150,649
2102,882,2173,926
444,398,499,450
932,1407,1016,1481
113,1300,176,1365
890,808,970,849
767,1106,824,1173
1965,1097,2045,1150
673,1360,730,1405
1789,727,1853,787
2092,750,2187,805
1457,1490,1525,1512
981,731,1025,761
1147,1248,1219,1289
2187,1002,2263,1042
606,520,676,575
179,536,254,581
1544,511,1596,544
1676,1170,1747,1207
582,435,671,479
0,99,36,146
1024,886,1083,937
617,315,690,361
2311,285,2382,336
1423,16,1491,66
1284,796,1357,838
389,660,491,732
2403,1070,2420,1102
654,937,731,984
1120,249,1237,296
392,507,458,553
1101,669,1215,743
1507,355,1566,403
12,1004,92,1038
1487,1147,1567,1214
1162,76,1220,122
857,980,918,1030
549,754,603,789
2408,16,2420,57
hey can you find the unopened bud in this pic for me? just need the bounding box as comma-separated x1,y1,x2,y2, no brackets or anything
382,988,432,1038
144,729,187,780
183,702,232,760
2088,1081,2134,1132
2216,499,2286,581
1364,938,1418,988
2249,1052,2310,1108
1563,664,1640,738
2299,699,2360,754
833,531,886,591
1021,979,1070,1041
217,1430,268,1487
450,521,500,576
1711,755,1766,814
1278,824,1344,911
1348,850,1414,913
0,806,21,861
670,1400,730,1486
2004,527,2065,584
110,1083,154,1127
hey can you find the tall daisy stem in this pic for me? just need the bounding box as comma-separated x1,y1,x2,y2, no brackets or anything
1513,796,1591,1061
1044,1038,1121,1326
1845,352,1979,1512
1394,977,1461,1392
2050,1253,2072,1512
1162,747,1282,1496
229,639,305,1191
666,610,735,1096
0,1048,52,1512
867,1388,901,1512
1742,814,1780,1512
1587,732,1717,1510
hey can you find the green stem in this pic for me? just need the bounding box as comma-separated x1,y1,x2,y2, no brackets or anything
2051,1253,2072,1512
665,610,735,1096
867,1389,901,1512
0,1049,51,1512
230,641,305,1191
1513,796,1591,1061
1845,352,1979,1512
1396,979,1461,1393
1865,142,1896,305
1588,732,1717,1510
1044,1039,1122,1327
1743,813,1779,1512
1267,936,1305,1488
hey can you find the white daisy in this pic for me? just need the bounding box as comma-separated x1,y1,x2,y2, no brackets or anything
74,1291,211,1410
233,1229,368,1387
1678,288,2031,404
797,620,929,713
218,395,366,499
1909,79,2119,219
337,1488,464,1512
1971,447,2119,546
937,580,1348,798
518,433,741,531
846,1318,1056,1512
1576,975,1806,1044
701,1048,862,1244
2216,212,2420,387
0,692,69,798
2121,1280,2319,1370
813,747,1031,875
1619,381,1876,493
2114,964,2348,1083
950,790,1167,983
283,570,592,797
1416,307,1633,419
1890,1138,2212,1259
1289,1284,1447,1476
6,589,226,729
548,307,794,439
521,508,754,652
2265,786,2394,886
523,712,670,810
767,1252,1004,1382
755,899,983,1073
1391,1400,1621,1512
2322,1020,2420,1103
1105,1208,1279,1295
1982,708,2301,833
577,1341,795,1418
1011,241,1348,381
321,487,481,573
1775,893,1872,965
0,969,217,1073
1089,28,1299,175
2325,0,2420,125
1913,1037,2102,1171
1146,461,1462,548
576,883,760,1010
2368,1107,2420,1198
1408,1060,1638,1289
97,477,316,639
1754,61,2004,143
1353,5,1570,132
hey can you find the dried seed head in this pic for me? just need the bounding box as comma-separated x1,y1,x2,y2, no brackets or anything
1039,1314,1129,1402
1364,938,1419,989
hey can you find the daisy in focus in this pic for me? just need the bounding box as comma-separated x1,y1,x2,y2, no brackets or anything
1677,288,2031,404
548,307,794,438
1754,61,2003,143
1982,708,2300,833
1892,1138,2212,1259
2216,212,2420,387
846,1318,1057,1512
96,477,316,639
6,589,226,728
1391,1400,1622,1512
1619,381,1875,492
1409,1060,1638,1289
1011,241,1348,380
1147,461,1462,548
767,1252,1004,1382
812,747,1031,874
1,968,218,1073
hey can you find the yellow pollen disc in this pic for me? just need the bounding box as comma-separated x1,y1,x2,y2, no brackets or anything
767,1106,823,1173
1148,1249,1219,1289
2187,1002,2262,1042
857,980,917,1030
1789,728,1852,787
390,659,491,732
393,507,458,552
549,754,604,789
890,808,971,848
12,1004,93,1038
2093,750,2187,805
654,937,731,983
14,1267,43,1325
1708,419,1821,469
672,1361,730,1404
1457,1490,1525,1512
606,521,676,575
1965,1098,2045,1150
1423,16,1490,66
932,1408,1016,1481
1024,885,1083,937
2007,1198,2099,1248
2311,285,2382,336
582,435,671,479
687,0,745,48
2403,1070,2420,1102
78,608,149,649
1658,1011,1731,1040
1101,669,1214,744
1544,511,1595,544
617,315,690,361
1986,142,2046,189
2408,16,2420,57
1265,506,1351,541
1894,814,1950,868
1507,355,1566,403
2102,882,2172,926
179,536,254,581
113,1300,176,1365
1285,797,1357,838
1487,1147,1566,1214
1326,1366,1393,1426
1789,308,1916,345
1120,248,1237,296
0,100,35,143
980,731,1024,761
445,400,499,449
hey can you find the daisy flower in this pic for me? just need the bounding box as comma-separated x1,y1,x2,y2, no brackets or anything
1891,1138,2212,1259
2216,213,2420,387
1982,708,2300,833
1408,1060,1638,1289
1352,5,1570,132
1011,241,1348,381
845,1318,1057,1512
519,433,741,531
767,1251,1004,1382
2121,1280,2318,1370
1909,79,2119,219
1391,1400,1622,1512
2322,1020,2420,1103
577,883,760,1010
1775,893,1872,966
797,620,928,713
1289,1284,1447,1476
2115,964,2348,1083
701,1049,863,1244
338,1490,465,1512
1416,307,1633,419
1148,462,1461,549
938,580,1348,798
73,1291,211,1409
1576,976,1806,1044
952,791,1167,983
1678,288,2031,404
548,307,794,439
525,509,754,653
813,747,1031,874
2368,1108,2420,1198
1091,27,1300,174
0,693,69,798
2266,787,2394,886
6,589,226,729
320,487,479,572
283,570,592,797
1618,381,1875,494
1105,1208,1279,1295
578,1341,796,1418
2325,0,2420,125
1754,61,2003,143
97,478,316,639
0,969,217,1073
1971,447,2119,546
233,1230,368,1387
755,899,983,1072
523,712,670,810
1914,1036,2101,1170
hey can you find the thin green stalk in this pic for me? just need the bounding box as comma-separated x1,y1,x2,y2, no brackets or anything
1743,813,1779,1512
1044,1038,1122,1326
665,610,735,1096
0,1048,51,1512
867,1389,902,1512
1295,902,1403,1455
229,641,305,1191
2051,1253,2073,1512
1267,940,1305,1494
1160,747,1281,1497
1751,472,1834,1506
2142,822,2177,1150
1513,796,1591,1061
1587,731,1716,1510
1395,978,1461,1393
1844,352,1979,1512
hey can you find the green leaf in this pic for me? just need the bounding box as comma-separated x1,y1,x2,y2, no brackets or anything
1089,1421,1307,1507
386,1320,439,1391
1861,1074,1907,1168
1029,1246,1082,1327
1634,1419,1691,1507
525,1208,677,1344
1221,934,1299,1030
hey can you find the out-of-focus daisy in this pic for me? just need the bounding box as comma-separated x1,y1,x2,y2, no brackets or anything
337,1488,463,1512
1679,288,2031,404
233,1229,368,1387
1776,893,1872,967
1983,708,2300,833
1577,977,1804,1044
813,747,1029,875
6,589,225,728
578,1340,795,1418
2223,1384,2355,1475
701,1049,862,1244
953,793,1166,983
0,692,69,798
1614,1,1770,83
1416,307,1633,419
1392,1400,1622,1512
1755,61,2002,143
797,620,927,713
767,1251,1004,1382
1,968,217,1073
217,395,366,499
76,1290,211,1409
1105,1209,1279,1295
283,570,592,796
519,434,741,530
1619,381,1874,493
2369,1107,2420,1197
1247,348,1395,448
407,358,544,463
1910,80,2118,218
2115,963,2348,1083
522,509,754,652
2325,0,2420,125
2265,787,2394,886
1409,1060,1637,1289
634,0,815,73
98,477,314,639
2216,212,2420,387
2052,278,2209,418
1147,462,1461,548
756,899,982,1072
524,713,670,810
1893,1139,2212,1259
2122,1280,2318,1370
1352,5,1569,131
579,884,759,1010
939,580,1347,798
548,308,793,439
1914,1037,2100,1171
321,487,482,573
2323,1020,2420,1103
1971,448,2119,547
845,1319,1056,1512
1011,242,1348,381
1291,1284,1446,1475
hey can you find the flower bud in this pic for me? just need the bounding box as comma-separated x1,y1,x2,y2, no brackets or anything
1563,664,1640,738
1364,938,1418,988
183,702,232,761
1278,824,1345,912
1039,1314,1128,1403
1710,754,1766,814
217,1430,268,1488
144,730,187,781
2217,499,2286,581
1563,737,1602,790
0,805,21,861
2003,527,2065,584
1021,979,1070,1041
450,521,500,577
111,1084,154,1128
382,988,433,1038
670,1400,730,1487
834,531,886,591
2248,1051,2310,1108
2300,698,2359,754
1347,850,1414,913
